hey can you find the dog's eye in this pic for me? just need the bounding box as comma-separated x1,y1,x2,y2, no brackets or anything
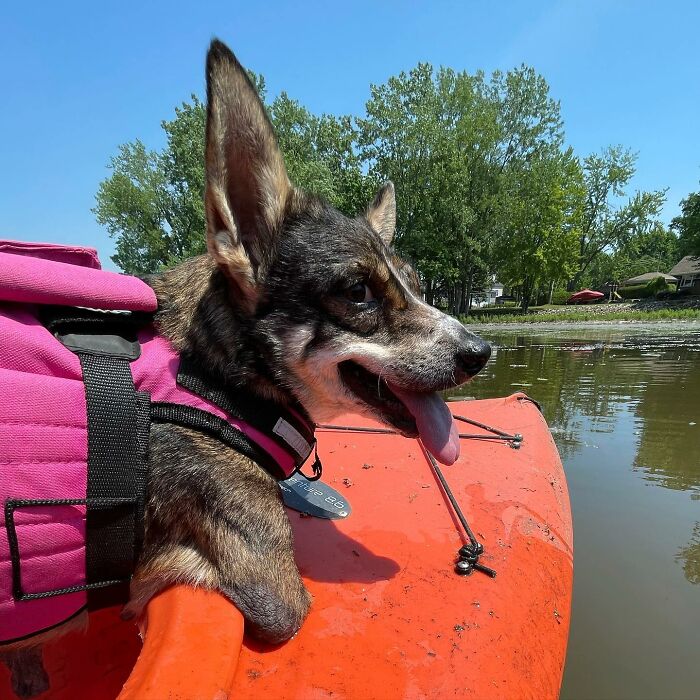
344,282,375,304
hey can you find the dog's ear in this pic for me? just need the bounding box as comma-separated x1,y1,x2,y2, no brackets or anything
205,39,291,312
366,181,396,246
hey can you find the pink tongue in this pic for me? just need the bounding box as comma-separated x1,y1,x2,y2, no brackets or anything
389,386,460,465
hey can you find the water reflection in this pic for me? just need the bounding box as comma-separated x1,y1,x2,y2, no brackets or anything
676,521,700,586
633,345,700,493
451,323,700,700
461,326,700,492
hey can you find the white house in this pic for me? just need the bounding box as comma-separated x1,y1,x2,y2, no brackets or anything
470,280,504,308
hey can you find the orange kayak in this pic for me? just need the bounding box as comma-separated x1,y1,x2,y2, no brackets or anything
1,394,573,699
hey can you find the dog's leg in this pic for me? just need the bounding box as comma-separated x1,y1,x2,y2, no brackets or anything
135,424,312,644
125,513,311,645
217,530,312,645
207,478,312,644
121,543,219,622
0,647,49,699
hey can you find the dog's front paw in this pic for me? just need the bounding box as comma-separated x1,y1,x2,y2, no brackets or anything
223,582,312,646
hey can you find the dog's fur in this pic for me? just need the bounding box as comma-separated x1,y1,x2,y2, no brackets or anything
2,39,489,696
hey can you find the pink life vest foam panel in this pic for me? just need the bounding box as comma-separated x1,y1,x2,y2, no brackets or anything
0,241,311,644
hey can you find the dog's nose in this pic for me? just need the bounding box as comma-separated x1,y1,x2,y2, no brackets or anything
455,337,491,382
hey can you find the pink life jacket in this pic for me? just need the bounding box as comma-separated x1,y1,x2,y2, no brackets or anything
0,240,317,645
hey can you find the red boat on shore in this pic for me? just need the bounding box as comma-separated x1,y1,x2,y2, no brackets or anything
567,289,605,304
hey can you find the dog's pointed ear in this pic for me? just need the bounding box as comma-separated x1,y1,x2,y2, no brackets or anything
366,181,396,246
205,39,291,312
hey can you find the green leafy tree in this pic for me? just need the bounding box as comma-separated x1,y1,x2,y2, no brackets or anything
94,98,207,273
270,94,374,215
581,222,679,288
616,223,679,280
449,66,564,314
94,62,671,318
671,187,700,257
494,149,584,312
357,62,564,314
95,81,369,273
569,147,666,289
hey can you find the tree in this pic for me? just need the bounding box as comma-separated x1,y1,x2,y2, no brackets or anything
615,223,679,279
94,62,670,317
357,62,565,315
494,149,584,312
95,84,369,273
270,94,375,215
671,187,700,257
94,98,207,273
569,147,666,289
450,66,565,314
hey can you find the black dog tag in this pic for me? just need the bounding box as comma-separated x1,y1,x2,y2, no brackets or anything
280,473,351,519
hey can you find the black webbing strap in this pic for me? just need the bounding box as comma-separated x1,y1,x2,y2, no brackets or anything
150,402,286,480
76,352,150,609
177,356,315,460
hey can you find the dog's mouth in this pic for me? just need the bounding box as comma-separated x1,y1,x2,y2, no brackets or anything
338,360,460,465
338,360,418,436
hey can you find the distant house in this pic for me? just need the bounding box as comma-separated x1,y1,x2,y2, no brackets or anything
486,281,504,305
669,256,700,293
470,280,504,308
622,272,678,287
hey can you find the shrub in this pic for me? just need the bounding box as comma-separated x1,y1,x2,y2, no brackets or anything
461,308,700,324
619,284,647,299
551,290,570,305
619,277,675,300
647,276,670,294
655,284,678,300
659,287,692,300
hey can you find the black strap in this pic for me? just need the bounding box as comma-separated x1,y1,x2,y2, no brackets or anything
50,306,152,609
177,356,315,460
77,352,150,609
293,442,323,482
40,305,152,340
150,402,287,480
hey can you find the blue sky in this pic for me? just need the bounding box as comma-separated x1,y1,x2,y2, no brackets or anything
2,0,698,270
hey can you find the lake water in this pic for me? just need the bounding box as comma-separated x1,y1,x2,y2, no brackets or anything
457,322,700,700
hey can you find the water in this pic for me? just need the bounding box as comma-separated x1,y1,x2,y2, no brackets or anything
458,322,700,700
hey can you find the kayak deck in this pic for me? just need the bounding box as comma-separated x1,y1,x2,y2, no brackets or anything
233,393,573,699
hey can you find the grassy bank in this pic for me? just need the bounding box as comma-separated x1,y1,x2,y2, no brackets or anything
459,308,700,324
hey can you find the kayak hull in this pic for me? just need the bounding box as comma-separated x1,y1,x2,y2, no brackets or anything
1,395,573,700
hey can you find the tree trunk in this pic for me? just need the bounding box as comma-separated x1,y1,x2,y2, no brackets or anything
463,269,474,318
447,283,456,316
568,234,587,291
458,279,468,316
548,279,555,305
567,270,584,292
425,277,434,306
521,278,533,314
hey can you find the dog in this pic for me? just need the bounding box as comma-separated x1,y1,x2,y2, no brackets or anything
1,39,490,697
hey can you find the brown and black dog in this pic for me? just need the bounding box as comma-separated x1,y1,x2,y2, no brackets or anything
3,39,490,696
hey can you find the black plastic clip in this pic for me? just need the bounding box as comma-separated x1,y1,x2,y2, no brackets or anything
295,442,323,482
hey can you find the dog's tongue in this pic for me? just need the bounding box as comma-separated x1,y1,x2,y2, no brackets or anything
389,386,460,465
